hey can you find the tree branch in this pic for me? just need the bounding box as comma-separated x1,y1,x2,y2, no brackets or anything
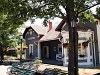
78,3,100,14
59,10,65,17
54,14,63,19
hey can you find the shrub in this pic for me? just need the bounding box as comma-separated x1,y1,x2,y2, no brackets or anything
34,59,42,64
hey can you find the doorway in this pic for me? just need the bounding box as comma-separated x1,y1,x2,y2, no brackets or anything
43,46,49,59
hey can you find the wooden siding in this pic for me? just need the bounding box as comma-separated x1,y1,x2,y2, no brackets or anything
41,40,61,60
25,28,38,59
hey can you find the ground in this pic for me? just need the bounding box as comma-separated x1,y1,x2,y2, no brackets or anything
0,65,11,75
0,64,99,75
38,64,100,75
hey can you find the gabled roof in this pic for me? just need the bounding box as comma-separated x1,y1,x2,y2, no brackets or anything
55,18,96,31
31,24,47,35
55,20,65,31
39,27,60,42
23,25,47,38
39,18,95,42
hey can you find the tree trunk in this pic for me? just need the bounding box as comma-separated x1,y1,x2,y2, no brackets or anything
67,21,75,75
0,45,4,64
64,10,78,75
73,27,78,75
65,20,78,75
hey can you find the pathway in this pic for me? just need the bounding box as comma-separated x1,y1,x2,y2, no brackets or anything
38,64,100,75
0,65,11,75
0,64,100,75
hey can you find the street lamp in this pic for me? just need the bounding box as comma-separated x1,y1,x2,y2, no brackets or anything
20,35,23,63
71,19,78,75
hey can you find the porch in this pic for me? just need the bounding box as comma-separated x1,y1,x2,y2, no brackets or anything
62,42,94,67
41,59,63,66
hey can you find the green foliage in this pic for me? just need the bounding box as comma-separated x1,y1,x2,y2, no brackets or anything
0,0,99,74
79,10,96,23
95,6,100,19
0,13,21,50
34,59,42,64
0,0,99,25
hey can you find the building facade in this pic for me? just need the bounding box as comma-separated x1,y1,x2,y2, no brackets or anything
23,20,100,67
23,25,47,60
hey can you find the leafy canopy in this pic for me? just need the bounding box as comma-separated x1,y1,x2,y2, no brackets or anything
0,0,100,25
95,7,100,19
0,0,100,49
0,13,21,49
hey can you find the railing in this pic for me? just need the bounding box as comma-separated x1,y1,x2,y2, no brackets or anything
63,56,93,66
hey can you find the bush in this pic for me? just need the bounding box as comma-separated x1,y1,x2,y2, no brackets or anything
34,59,42,64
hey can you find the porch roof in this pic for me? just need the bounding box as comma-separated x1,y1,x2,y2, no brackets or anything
61,31,92,41
55,18,96,31
39,29,92,42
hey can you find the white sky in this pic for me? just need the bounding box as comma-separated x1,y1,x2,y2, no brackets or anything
90,4,100,14
24,17,62,27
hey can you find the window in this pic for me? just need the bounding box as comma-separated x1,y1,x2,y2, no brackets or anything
43,46,49,58
30,31,32,35
78,43,87,57
29,44,33,54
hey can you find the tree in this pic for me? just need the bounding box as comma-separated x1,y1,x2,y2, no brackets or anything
95,6,100,19
0,0,100,75
0,13,21,64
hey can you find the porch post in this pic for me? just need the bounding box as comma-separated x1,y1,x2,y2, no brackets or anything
96,19,100,64
62,43,64,57
86,43,91,64
64,47,67,66
38,42,41,59
62,42,64,63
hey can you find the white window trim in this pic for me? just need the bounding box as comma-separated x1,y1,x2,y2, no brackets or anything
29,44,33,54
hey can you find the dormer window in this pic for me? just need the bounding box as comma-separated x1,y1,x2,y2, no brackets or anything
30,31,32,35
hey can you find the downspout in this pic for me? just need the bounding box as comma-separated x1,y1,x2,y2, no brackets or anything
37,35,41,59
61,40,64,65
59,30,64,66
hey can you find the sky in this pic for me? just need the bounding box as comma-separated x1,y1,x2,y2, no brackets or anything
24,17,62,27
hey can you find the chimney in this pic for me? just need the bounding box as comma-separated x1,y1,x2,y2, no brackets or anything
49,22,52,30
